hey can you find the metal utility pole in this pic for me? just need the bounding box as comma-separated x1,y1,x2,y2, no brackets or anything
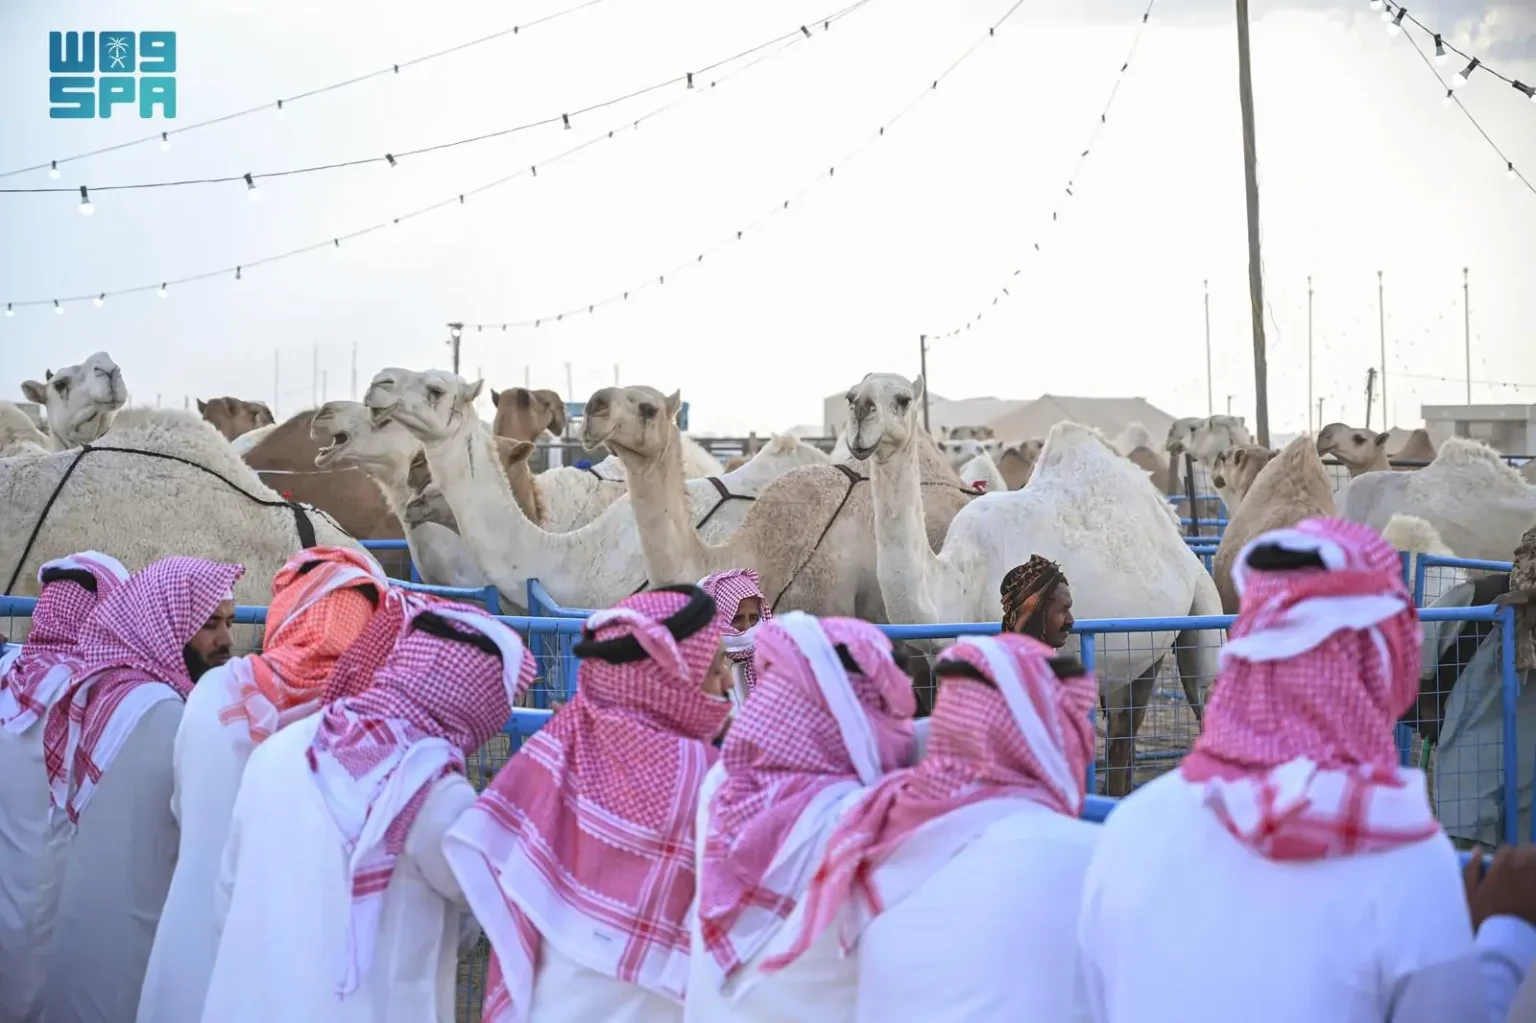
1377,270,1388,425
1463,267,1472,404
1226,394,1234,415
1364,367,1377,429
311,344,318,408
1306,276,1314,432
1317,396,1324,430
351,342,358,400
446,322,463,376
155,393,161,407
273,350,280,418
1235,0,1270,447
918,335,931,433
321,371,328,404
1203,280,1213,416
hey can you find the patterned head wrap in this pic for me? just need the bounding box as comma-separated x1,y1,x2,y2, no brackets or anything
697,613,915,982
1000,555,1068,638
49,556,244,822
1181,517,1437,860
443,586,732,1023
0,551,130,734
762,632,1096,972
699,569,772,698
217,546,389,751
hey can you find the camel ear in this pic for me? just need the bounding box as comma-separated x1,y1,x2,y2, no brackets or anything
21,380,47,404
489,388,501,408
1231,449,1246,467
253,402,274,423
462,378,484,404
1374,432,1390,448
504,439,535,464
664,390,681,421
44,369,54,382
911,375,926,405
196,398,208,414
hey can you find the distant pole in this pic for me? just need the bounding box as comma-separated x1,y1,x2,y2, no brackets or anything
183,395,189,410
155,393,161,407
524,365,531,389
918,335,931,433
614,364,620,386
321,371,328,403
1235,0,1270,447
1306,275,1314,433
565,362,574,402
273,350,280,418
446,322,463,376
351,341,358,400
1203,280,1213,416
1463,267,1472,404
1317,396,1324,430
1226,394,1234,416
311,344,318,408
1377,270,1388,425
1364,367,1377,429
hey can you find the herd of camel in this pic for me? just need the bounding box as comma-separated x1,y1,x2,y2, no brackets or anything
5,351,1536,796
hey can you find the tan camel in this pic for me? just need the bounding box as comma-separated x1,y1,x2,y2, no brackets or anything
1212,436,1337,613
364,370,824,609
1394,428,1438,463
1126,445,1172,494
0,408,359,605
1209,445,1275,513
20,352,128,450
243,409,402,541
0,403,52,459
310,401,490,589
1316,423,1393,477
852,374,1220,795
996,439,1043,490
198,396,275,441
404,438,547,530
490,387,566,441
583,383,980,619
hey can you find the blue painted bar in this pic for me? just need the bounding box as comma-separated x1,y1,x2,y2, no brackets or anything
1412,554,1514,608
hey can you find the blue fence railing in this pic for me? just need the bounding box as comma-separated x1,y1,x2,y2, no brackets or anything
1413,553,1514,609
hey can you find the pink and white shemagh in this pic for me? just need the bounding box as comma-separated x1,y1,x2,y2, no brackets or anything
1180,516,1438,861
761,631,1096,973
697,612,916,983
442,588,733,1023
698,569,772,696
0,551,130,735
47,555,244,823
305,595,534,995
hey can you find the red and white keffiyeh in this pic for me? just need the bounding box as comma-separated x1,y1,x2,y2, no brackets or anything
0,551,130,735
305,597,533,995
762,632,1096,972
217,546,388,753
1181,516,1438,861
698,612,916,983
47,556,244,823
443,588,733,1023
699,569,772,697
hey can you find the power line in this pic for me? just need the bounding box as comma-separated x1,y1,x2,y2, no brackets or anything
1,9,856,314
1395,369,1536,391
462,0,1032,331
2,0,879,199
925,0,1157,341
1380,0,1535,196
1,0,620,181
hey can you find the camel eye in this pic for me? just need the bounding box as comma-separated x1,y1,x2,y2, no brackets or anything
426,387,444,402
53,379,69,395
895,394,910,409
845,392,855,404
639,402,658,419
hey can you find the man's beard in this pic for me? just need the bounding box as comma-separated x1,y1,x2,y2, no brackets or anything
183,645,231,682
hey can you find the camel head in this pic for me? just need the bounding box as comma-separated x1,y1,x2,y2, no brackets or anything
21,351,127,447
198,396,275,441
490,386,567,441
843,372,923,462
403,483,456,531
997,439,1043,489
311,399,419,475
365,367,482,445
1031,421,1123,479
1315,422,1390,468
1164,417,1202,458
580,386,681,467
0,401,51,458
1211,444,1276,502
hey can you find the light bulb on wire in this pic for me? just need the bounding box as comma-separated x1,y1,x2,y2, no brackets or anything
1453,57,1479,88
78,186,93,216
1387,7,1406,35
53,300,63,315
3,304,12,318
1442,88,1454,107
244,172,260,202
1516,81,1536,103
1434,34,1447,63
160,132,171,151
1369,0,1383,10
48,160,59,180
274,99,284,118
1380,5,1393,22
93,293,104,307
157,283,168,298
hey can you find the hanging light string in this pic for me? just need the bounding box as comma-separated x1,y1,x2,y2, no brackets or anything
3,10,846,313
0,0,627,182
1382,2,1535,196
459,0,1031,331
1,0,879,198
1395,368,1536,391
922,0,1156,341
1375,0,1528,90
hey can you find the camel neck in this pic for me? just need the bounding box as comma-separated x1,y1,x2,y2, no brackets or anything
868,434,942,624
614,431,708,584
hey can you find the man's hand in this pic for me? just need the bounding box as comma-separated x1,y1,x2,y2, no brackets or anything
1464,844,1536,930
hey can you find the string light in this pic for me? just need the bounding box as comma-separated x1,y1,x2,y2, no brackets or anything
77,186,93,216
463,0,1034,331
48,161,59,180
274,99,285,118
1387,7,1406,35
1369,0,1383,9
925,0,1156,341
0,0,877,200
0,0,622,181
1516,81,1536,103
53,300,62,315
0,0,858,314
3,304,11,317
244,172,260,201
94,293,104,307
1433,34,1446,63
1453,57,1478,88
160,132,171,151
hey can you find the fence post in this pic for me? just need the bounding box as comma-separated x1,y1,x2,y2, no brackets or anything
1500,604,1520,845
1183,453,1200,539
1080,631,1098,796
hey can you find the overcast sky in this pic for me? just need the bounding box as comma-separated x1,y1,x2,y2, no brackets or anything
2,0,1533,437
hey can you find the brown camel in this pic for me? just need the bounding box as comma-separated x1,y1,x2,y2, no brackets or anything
490,387,566,441
244,410,403,542
198,397,275,441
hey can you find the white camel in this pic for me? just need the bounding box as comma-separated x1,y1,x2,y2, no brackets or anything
1380,513,1469,603
20,352,128,450
364,369,800,610
0,403,52,459
1111,421,1156,457
957,449,1007,494
1336,437,1536,562
310,401,491,591
0,408,360,606
856,373,1221,795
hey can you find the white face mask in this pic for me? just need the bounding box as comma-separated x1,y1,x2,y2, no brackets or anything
723,625,758,656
